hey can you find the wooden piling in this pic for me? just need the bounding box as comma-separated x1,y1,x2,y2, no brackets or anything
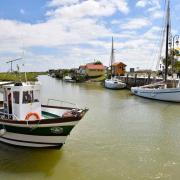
134,74,137,86
147,73,151,84
126,74,129,85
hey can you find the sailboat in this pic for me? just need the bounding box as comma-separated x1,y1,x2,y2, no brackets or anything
131,0,180,102
105,37,126,89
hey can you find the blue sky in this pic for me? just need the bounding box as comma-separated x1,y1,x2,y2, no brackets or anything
0,0,179,72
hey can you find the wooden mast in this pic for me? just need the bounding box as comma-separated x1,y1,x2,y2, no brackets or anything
165,0,170,82
110,37,115,77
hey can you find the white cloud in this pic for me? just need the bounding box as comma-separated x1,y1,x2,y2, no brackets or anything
46,0,129,19
151,10,164,19
136,0,147,8
47,0,79,7
0,0,168,71
111,0,129,14
136,0,161,9
136,0,163,20
121,18,151,30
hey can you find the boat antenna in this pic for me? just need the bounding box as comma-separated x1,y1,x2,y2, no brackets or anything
165,0,170,82
110,37,115,76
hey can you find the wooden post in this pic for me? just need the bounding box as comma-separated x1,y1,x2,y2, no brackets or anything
134,74,137,86
126,74,129,84
147,73,151,84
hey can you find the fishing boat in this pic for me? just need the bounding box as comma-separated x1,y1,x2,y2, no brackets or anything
0,81,88,148
105,37,126,89
131,0,180,102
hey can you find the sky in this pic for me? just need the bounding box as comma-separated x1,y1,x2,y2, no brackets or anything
0,0,179,72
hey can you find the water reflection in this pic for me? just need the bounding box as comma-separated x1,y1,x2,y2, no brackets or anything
0,143,62,177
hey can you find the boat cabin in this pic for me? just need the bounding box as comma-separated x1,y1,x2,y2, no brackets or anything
2,82,41,120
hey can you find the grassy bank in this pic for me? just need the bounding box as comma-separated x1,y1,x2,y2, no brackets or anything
0,72,47,82
88,75,106,82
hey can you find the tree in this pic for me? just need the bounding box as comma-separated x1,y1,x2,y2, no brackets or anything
162,56,173,68
162,55,179,73
175,61,180,72
94,61,102,65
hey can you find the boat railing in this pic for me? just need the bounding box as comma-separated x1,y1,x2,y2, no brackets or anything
0,111,18,120
47,99,79,109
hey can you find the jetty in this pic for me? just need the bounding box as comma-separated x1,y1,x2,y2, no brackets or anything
118,74,179,89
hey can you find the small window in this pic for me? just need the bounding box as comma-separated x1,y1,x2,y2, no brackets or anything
4,89,7,101
33,90,40,102
13,91,19,104
23,91,32,104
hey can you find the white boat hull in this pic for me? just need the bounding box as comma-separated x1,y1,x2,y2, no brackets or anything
0,131,67,148
105,79,126,89
63,76,75,82
131,86,180,102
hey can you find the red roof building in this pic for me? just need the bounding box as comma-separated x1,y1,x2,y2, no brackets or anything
79,63,105,77
86,64,105,70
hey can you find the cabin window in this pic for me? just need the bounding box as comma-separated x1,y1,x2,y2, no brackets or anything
13,91,19,104
22,90,39,104
23,91,33,104
33,90,40,102
4,89,7,101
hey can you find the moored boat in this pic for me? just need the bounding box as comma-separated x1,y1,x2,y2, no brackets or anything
104,37,126,89
131,0,180,102
63,76,76,83
131,82,180,102
0,82,88,148
105,78,126,89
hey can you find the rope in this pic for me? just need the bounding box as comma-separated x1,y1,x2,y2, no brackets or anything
155,0,167,70
147,0,167,70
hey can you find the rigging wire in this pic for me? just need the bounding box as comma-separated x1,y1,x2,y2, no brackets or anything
155,0,169,70
147,0,166,70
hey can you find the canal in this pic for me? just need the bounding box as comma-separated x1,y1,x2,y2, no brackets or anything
0,75,180,179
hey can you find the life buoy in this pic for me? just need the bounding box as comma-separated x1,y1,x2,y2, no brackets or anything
25,112,41,120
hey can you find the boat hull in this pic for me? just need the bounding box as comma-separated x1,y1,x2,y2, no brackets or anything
131,87,180,102
0,132,64,148
105,79,126,89
0,108,88,148
0,122,77,148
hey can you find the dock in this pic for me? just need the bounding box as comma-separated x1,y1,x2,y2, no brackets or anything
118,74,179,89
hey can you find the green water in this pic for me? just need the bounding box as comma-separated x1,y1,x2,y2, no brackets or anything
1,75,180,180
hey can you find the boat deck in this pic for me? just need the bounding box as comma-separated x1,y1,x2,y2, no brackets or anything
42,111,60,119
